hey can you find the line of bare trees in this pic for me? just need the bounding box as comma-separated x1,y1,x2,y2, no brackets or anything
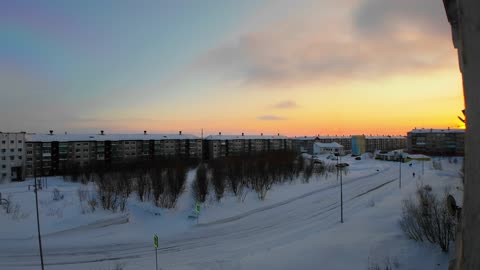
63,158,199,212
193,151,338,202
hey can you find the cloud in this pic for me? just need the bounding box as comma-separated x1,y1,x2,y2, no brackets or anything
257,115,287,121
353,0,449,37
195,0,455,88
272,100,298,109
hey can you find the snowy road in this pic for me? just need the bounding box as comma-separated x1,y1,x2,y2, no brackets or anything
0,162,415,270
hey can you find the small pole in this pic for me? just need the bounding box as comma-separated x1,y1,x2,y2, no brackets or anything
155,247,158,270
399,158,402,189
34,177,45,270
340,168,343,223
422,160,424,175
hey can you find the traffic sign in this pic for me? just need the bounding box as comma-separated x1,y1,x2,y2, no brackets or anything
154,234,158,248
195,202,201,214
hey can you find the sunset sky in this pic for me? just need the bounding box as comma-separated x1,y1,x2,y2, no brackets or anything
0,0,465,136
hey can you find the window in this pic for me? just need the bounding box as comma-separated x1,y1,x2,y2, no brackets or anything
18,148,22,152
76,155,81,159
76,149,80,153
10,149,14,153
1,149,4,153
1,165,5,169
27,143,32,147
1,173,6,177
1,141,5,144
1,157,4,160
27,158,32,161
27,151,32,154
18,156,22,160
18,140,22,143
10,140,14,144
10,156,14,160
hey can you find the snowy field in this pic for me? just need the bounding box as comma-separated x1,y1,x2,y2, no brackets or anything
0,155,463,270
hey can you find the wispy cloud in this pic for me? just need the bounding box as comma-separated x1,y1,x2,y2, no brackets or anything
257,115,287,121
196,0,454,88
272,100,298,109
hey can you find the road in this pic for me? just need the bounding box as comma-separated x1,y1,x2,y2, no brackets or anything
0,162,408,270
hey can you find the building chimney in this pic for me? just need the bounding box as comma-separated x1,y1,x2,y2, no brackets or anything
219,132,222,135
101,130,104,135
144,130,147,135
278,133,280,136
179,131,182,135
261,133,263,136
242,132,244,136
49,130,53,135
448,127,450,130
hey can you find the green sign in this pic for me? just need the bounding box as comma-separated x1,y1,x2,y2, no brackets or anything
195,202,201,214
154,234,158,248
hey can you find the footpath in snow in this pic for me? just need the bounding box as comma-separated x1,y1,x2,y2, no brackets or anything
0,155,463,270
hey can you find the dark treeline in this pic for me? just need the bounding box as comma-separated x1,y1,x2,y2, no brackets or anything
193,151,339,202
63,158,200,212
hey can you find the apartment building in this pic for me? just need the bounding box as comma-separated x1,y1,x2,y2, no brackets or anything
407,128,465,156
25,131,202,177
0,132,26,181
365,136,407,153
204,133,291,160
293,136,352,154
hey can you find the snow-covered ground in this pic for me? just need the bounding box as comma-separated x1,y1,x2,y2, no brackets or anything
0,155,463,270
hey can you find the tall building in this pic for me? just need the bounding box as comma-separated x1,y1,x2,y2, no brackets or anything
351,135,366,156
443,1,480,268
25,131,202,177
204,133,291,160
0,132,26,182
407,128,465,156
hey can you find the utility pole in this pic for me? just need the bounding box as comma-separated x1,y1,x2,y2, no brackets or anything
340,166,343,223
399,157,402,189
422,160,424,175
34,176,45,270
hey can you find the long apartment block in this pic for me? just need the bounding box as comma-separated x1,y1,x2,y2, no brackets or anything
204,133,292,160
0,132,27,182
24,131,202,177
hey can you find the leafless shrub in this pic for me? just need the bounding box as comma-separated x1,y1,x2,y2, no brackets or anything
368,255,394,270
52,188,64,201
399,185,456,252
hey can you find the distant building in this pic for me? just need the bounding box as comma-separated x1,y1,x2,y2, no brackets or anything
204,133,291,160
351,135,366,156
292,136,351,154
365,136,407,153
313,142,344,155
407,128,465,156
0,132,26,181
25,131,202,177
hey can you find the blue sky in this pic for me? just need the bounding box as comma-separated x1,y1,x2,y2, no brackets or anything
0,0,464,136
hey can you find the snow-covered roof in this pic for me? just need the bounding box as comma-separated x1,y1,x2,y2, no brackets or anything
205,135,289,140
26,133,200,142
292,135,405,140
409,128,465,134
365,136,406,139
292,136,351,141
314,142,344,148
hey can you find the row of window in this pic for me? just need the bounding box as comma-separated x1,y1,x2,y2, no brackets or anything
1,140,23,144
0,156,22,161
1,148,22,153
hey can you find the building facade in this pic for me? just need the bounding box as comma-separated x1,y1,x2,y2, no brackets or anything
204,133,291,160
25,131,202,177
0,132,26,181
292,136,352,153
313,142,344,155
365,136,407,153
351,135,367,156
407,128,465,156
